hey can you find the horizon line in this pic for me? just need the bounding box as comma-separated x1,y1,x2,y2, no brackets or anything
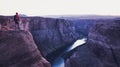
0,14,120,17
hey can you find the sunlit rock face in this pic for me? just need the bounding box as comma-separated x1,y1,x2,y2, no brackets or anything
0,31,51,67
65,19,120,67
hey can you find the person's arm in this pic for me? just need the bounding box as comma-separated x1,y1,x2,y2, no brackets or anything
17,15,20,21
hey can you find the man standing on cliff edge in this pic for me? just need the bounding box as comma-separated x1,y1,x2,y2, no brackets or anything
14,12,20,30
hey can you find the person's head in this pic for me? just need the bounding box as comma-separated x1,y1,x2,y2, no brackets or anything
16,12,18,15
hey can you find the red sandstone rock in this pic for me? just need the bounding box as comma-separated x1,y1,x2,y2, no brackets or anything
0,31,51,67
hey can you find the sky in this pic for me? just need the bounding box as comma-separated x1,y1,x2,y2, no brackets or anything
0,0,120,16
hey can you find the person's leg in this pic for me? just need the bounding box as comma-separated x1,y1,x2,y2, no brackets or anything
15,21,20,30
17,23,20,30
15,21,17,30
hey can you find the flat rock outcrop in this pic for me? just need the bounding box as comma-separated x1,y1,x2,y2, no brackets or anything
65,19,120,67
0,31,51,67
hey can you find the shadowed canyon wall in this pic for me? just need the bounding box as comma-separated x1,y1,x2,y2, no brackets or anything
29,17,79,57
65,19,120,67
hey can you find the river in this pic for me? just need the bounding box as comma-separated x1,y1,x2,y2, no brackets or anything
52,38,86,67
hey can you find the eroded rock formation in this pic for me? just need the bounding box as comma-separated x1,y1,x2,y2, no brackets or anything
0,31,50,67
65,20,120,67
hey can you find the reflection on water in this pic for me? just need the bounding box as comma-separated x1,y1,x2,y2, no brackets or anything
52,57,64,67
67,38,86,52
52,38,86,67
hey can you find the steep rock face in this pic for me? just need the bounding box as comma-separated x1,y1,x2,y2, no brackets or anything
70,19,95,36
87,20,120,67
65,44,103,67
0,31,50,67
29,17,79,57
65,20,120,67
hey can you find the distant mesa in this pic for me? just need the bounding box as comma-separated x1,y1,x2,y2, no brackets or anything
44,15,120,20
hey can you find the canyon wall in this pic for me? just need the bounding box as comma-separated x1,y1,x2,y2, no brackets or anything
29,17,79,57
0,31,50,67
70,19,95,36
65,19,120,67
0,16,82,57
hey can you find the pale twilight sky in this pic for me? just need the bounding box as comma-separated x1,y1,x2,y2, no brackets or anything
0,0,120,16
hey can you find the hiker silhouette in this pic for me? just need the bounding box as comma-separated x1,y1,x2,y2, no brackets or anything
14,12,20,30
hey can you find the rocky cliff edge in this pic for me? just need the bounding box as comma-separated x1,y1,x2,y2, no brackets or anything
0,30,51,67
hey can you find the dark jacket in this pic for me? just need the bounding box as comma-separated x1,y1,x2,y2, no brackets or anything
14,15,20,24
